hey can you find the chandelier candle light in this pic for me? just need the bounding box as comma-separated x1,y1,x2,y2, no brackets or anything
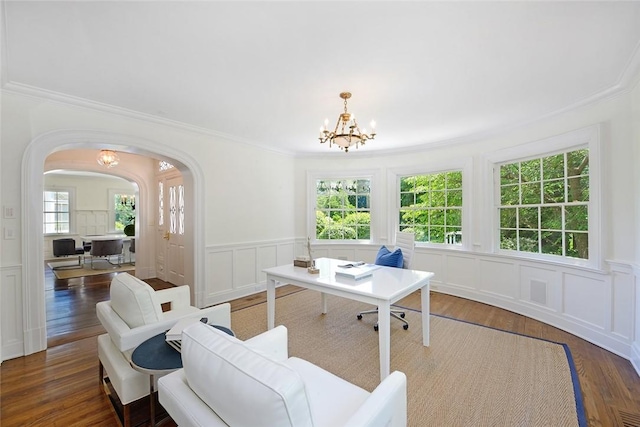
319,92,376,152
97,150,120,168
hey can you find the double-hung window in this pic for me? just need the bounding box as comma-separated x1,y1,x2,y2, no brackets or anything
498,149,589,259
43,190,71,234
397,170,464,245
310,172,376,241
490,125,600,266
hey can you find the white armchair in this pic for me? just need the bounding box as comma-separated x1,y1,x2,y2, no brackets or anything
158,323,407,427
96,273,230,427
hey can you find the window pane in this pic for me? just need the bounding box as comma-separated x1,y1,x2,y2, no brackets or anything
567,149,589,177
521,182,541,205
519,230,539,253
543,154,564,180
567,176,589,202
500,208,517,229
540,206,562,230
430,209,445,226
446,189,462,206
500,163,519,185
564,205,588,231
500,229,517,250
541,231,563,255
501,185,519,205
518,207,538,229
565,231,588,259
543,179,564,204
520,159,540,182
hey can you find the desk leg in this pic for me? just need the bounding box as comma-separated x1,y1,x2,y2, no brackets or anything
267,277,276,330
378,302,391,380
321,292,327,314
421,283,430,347
149,374,156,427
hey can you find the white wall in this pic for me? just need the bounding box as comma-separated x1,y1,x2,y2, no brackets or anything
0,92,297,360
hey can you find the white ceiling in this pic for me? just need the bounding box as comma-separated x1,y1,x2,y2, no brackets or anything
3,1,640,156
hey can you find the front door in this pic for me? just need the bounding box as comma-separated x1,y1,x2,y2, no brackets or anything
157,173,185,286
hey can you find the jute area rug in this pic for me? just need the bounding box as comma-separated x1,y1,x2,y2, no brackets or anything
47,259,134,280
230,289,585,427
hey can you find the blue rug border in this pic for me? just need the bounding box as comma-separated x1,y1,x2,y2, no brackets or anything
392,303,588,427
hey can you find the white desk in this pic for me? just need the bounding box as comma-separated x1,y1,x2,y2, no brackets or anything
263,257,434,381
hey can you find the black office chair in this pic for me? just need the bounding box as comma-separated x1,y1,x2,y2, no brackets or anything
52,238,85,270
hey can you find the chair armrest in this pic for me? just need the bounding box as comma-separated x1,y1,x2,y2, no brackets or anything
198,303,231,329
155,285,191,310
344,371,407,427
244,325,289,362
97,300,231,352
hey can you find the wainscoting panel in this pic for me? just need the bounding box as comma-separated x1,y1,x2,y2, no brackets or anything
205,249,233,298
610,266,635,340
76,210,108,237
257,245,278,285
234,248,257,290
563,272,607,330
203,239,299,306
479,259,517,299
417,252,444,285
446,255,477,290
1,265,24,360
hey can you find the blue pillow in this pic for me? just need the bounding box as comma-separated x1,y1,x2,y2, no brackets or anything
375,246,404,268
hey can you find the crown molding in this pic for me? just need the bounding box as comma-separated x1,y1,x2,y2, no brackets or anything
1,81,297,158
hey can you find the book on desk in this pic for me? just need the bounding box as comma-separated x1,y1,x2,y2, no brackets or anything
335,262,380,280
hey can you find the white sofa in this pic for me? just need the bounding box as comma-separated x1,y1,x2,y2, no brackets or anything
158,323,407,427
96,273,231,427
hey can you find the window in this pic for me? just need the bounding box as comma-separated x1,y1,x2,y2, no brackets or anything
398,171,463,244
114,194,135,231
315,178,371,240
498,149,589,259
43,190,70,233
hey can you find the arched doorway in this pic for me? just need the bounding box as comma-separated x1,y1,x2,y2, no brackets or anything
22,130,206,355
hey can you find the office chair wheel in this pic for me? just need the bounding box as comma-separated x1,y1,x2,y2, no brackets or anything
400,313,406,318
374,324,379,332
357,314,363,320
403,324,409,330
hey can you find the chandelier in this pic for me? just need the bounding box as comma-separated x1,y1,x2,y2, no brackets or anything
97,150,120,168
318,92,376,152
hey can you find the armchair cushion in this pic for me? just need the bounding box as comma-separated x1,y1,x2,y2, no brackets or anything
109,273,163,328
375,246,404,268
182,323,313,427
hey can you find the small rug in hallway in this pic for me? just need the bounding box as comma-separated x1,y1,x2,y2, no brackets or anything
48,260,134,280
230,290,586,427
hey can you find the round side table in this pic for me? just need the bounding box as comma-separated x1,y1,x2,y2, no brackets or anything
130,324,234,427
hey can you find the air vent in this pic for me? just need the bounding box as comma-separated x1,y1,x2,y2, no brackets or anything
530,279,547,305
613,407,640,427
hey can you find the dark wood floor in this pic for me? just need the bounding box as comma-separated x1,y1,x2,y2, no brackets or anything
0,267,638,426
